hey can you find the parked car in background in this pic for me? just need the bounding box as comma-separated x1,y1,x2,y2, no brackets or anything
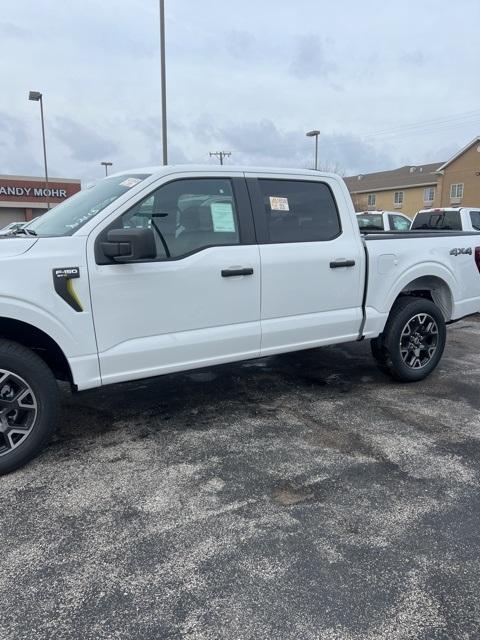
0,222,27,236
411,207,480,232
356,211,412,232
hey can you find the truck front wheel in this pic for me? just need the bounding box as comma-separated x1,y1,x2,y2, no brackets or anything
0,340,59,475
373,297,447,382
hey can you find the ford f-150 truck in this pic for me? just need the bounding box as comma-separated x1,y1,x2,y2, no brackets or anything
1,166,480,473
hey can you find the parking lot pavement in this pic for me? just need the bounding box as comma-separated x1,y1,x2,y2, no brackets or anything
1,318,480,639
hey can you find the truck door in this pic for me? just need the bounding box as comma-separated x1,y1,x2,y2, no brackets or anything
87,173,261,385
246,173,365,355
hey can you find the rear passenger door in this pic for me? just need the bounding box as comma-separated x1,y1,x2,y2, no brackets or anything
246,173,365,355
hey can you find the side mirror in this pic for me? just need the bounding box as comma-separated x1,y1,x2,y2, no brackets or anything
101,228,156,262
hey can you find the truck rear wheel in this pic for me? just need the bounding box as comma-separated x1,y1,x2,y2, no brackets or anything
0,340,59,475
373,297,446,382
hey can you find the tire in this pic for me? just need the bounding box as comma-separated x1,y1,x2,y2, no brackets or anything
0,340,59,475
374,297,446,382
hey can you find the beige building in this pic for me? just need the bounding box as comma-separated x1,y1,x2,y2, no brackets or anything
345,136,480,217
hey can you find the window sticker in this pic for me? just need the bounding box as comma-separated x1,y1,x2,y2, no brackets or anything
269,196,289,211
211,202,236,232
119,177,142,188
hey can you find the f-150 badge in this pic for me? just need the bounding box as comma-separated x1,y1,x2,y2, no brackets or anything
53,267,83,312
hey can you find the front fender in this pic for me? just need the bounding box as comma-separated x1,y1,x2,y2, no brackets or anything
0,298,101,390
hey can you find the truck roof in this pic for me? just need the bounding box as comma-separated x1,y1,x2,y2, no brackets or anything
109,165,340,180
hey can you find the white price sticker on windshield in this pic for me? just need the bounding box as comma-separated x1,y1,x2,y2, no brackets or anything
269,196,289,211
120,178,142,188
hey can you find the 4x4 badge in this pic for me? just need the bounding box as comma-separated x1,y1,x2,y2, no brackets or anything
450,248,472,256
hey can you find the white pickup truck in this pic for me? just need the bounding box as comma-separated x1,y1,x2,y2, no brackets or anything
1,166,480,473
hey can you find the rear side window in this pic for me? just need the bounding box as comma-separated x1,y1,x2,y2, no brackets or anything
470,211,480,231
411,211,462,231
257,179,341,243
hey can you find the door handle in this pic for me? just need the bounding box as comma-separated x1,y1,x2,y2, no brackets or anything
221,268,254,277
330,260,356,269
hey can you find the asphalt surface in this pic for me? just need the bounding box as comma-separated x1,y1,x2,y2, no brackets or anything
2,317,480,640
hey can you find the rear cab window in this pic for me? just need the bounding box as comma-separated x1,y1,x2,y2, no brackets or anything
411,210,462,231
255,179,341,243
357,214,384,231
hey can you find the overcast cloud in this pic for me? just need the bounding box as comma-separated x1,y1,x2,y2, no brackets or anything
0,0,479,182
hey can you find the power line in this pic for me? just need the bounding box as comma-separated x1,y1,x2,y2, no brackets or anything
362,109,480,139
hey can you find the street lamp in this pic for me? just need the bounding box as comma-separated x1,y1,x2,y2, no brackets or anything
29,90,50,209
306,130,320,170
101,161,113,176
159,0,168,165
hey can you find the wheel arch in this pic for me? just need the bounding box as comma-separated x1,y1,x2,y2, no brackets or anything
0,317,73,384
396,275,453,321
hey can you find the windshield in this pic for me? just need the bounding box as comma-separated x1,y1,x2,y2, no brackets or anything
357,214,384,231
27,174,151,237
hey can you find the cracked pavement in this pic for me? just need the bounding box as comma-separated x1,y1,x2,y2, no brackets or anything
1,317,480,639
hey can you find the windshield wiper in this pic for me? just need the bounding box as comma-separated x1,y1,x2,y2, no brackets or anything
11,228,37,237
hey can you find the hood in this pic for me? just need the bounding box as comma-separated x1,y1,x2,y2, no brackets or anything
0,236,38,258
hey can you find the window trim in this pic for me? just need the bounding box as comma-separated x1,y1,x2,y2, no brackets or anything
393,191,404,206
450,183,464,199
95,176,256,265
367,193,376,207
246,177,342,245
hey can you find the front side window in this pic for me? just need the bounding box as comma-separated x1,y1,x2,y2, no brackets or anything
450,183,464,199
367,193,376,207
389,214,411,231
424,186,435,203
27,174,151,236
119,178,240,259
394,191,404,205
257,179,341,243
470,211,480,231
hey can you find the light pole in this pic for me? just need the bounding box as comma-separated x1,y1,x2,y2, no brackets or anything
29,90,50,209
306,130,320,170
159,0,168,165
101,161,113,176
209,151,231,165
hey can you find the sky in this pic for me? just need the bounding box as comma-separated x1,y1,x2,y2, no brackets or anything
1,0,479,183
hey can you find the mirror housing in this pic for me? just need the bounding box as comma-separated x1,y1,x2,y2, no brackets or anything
101,228,156,262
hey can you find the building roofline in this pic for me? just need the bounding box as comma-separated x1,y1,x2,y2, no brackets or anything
349,180,438,194
0,174,81,183
436,136,480,171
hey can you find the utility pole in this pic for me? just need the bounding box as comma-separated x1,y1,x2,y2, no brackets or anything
209,151,231,165
101,161,113,176
159,0,168,165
